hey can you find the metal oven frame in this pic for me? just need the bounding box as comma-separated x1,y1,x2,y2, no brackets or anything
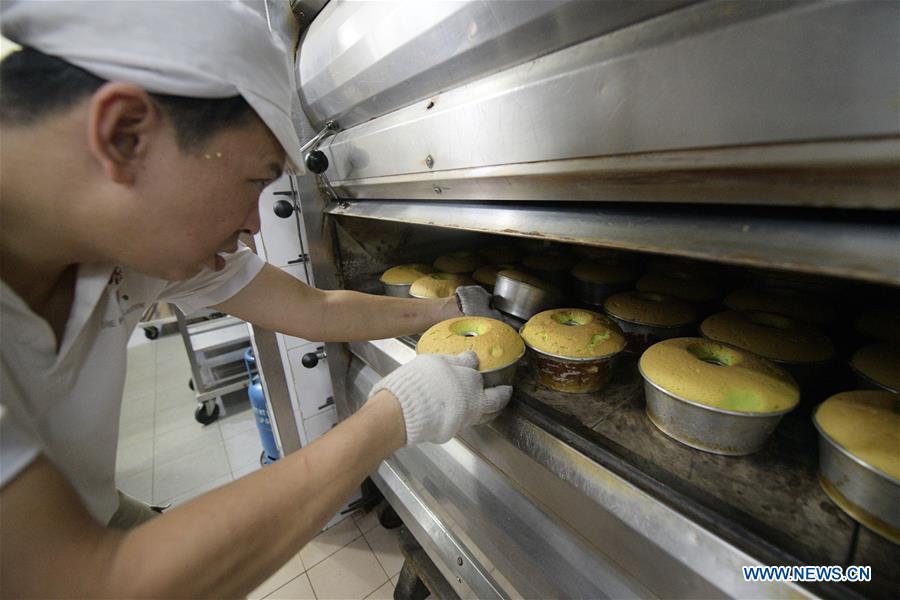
255,2,900,597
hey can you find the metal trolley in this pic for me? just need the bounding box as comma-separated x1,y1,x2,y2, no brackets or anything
173,307,253,425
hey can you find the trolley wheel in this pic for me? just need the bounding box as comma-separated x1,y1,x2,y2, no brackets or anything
194,402,220,425
188,378,194,391
143,326,160,340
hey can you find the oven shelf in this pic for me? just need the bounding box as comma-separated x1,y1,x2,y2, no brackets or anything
506,357,899,599
346,335,899,599
327,200,900,286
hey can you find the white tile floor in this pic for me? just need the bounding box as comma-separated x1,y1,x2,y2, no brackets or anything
118,331,404,599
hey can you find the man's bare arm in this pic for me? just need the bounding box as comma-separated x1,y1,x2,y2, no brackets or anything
0,391,405,599
214,264,461,341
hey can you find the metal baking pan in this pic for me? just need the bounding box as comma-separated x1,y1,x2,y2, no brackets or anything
813,407,900,544
640,371,796,456
493,273,562,320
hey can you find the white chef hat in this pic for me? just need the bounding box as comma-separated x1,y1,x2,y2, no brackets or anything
0,0,303,170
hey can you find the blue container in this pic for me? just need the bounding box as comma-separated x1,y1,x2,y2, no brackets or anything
243,349,280,464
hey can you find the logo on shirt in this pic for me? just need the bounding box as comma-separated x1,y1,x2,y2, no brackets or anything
108,267,123,287
108,266,129,305
100,266,146,329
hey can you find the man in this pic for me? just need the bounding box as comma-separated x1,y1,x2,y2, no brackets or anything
0,3,511,597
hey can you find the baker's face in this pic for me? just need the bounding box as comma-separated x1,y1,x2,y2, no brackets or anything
128,115,285,280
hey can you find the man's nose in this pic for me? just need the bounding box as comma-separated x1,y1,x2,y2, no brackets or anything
242,203,261,236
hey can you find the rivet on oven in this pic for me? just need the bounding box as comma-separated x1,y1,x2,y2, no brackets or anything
433,185,442,194
425,154,434,169
456,557,463,566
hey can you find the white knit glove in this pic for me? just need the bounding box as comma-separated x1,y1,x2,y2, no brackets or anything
368,351,512,445
456,285,503,320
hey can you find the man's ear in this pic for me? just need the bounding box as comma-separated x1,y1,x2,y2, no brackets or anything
86,82,160,184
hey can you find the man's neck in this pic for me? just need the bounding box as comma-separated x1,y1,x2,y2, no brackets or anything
0,124,91,338
0,231,80,351
0,236,73,313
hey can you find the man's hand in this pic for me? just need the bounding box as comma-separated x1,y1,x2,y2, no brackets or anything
456,285,502,320
369,351,512,445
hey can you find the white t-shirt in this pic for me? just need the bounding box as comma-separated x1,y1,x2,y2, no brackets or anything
0,247,265,522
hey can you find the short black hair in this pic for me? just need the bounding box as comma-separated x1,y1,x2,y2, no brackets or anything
0,46,256,150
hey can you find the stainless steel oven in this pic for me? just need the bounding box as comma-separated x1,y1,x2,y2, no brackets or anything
263,2,900,597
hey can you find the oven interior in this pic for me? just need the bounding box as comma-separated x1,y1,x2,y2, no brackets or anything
327,210,899,598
